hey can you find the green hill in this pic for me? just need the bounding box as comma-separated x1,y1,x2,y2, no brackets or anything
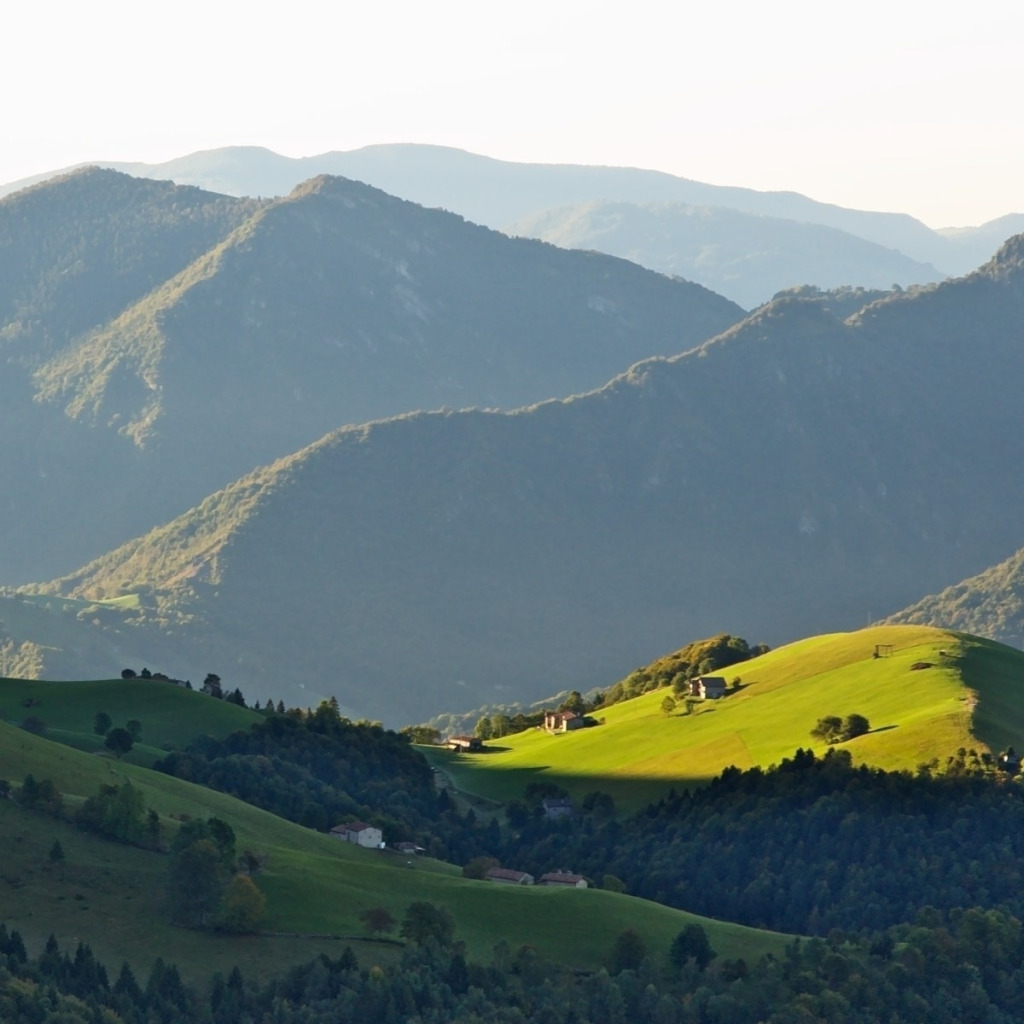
430,625,1024,813
0,675,258,760
0,684,787,981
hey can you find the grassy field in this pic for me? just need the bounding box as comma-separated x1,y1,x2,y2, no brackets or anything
427,625,1016,813
0,703,789,983
0,676,259,764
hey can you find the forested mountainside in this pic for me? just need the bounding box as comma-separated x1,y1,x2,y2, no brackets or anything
0,168,261,366
886,545,1024,649
0,169,741,582
15,237,1024,722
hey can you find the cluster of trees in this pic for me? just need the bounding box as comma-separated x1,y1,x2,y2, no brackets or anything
601,634,767,708
118,668,249,706
810,712,871,743
74,780,160,848
7,903,1024,1024
8,773,63,816
154,698,442,841
166,816,265,933
93,710,141,758
7,773,160,850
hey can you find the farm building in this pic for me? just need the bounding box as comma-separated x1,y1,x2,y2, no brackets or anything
689,676,727,699
485,867,534,885
542,796,575,819
394,841,425,856
543,710,585,733
447,735,484,751
330,821,383,848
538,872,588,888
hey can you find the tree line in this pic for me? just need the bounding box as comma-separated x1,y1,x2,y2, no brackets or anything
5,900,1024,1023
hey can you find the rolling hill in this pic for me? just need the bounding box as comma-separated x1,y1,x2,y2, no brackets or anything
0,681,786,979
429,625,1024,813
10,235,1024,723
0,168,742,583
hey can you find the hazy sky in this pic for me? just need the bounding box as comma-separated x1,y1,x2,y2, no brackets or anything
5,0,1021,227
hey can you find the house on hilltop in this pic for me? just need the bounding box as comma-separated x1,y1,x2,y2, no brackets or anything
689,676,727,699
485,866,534,885
543,710,585,733
330,821,383,848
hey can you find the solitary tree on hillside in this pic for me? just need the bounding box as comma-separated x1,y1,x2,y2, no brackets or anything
669,923,717,970
359,906,397,936
105,728,134,760
400,901,455,947
217,875,266,934
842,713,871,740
93,711,112,736
607,927,647,974
811,716,844,744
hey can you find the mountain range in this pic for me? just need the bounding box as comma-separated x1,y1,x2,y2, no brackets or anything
0,167,740,583
5,144,1023,305
10,232,1024,723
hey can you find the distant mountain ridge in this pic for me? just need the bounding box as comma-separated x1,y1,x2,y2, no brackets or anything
0,167,742,582
508,200,944,308
15,235,1024,722
4,143,1018,281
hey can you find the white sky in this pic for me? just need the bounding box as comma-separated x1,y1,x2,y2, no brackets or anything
3,0,1022,227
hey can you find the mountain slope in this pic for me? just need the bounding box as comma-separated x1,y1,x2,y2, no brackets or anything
16,236,1024,723
0,171,741,582
0,167,260,367
508,200,945,308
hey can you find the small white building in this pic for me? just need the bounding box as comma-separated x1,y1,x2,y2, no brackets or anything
690,676,727,699
330,821,383,848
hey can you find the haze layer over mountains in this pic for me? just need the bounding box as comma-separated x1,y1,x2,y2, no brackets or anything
6,144,1022,306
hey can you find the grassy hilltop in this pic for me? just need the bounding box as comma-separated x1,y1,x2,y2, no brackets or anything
0,678,786,981
432,625,1024,813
